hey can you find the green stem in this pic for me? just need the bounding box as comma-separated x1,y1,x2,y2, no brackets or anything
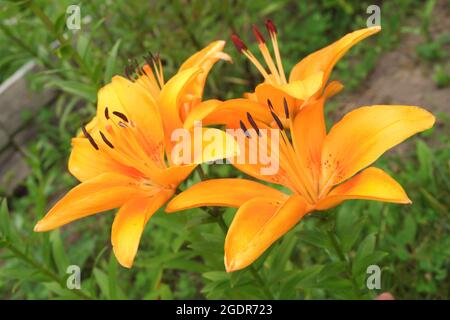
5,241,93,300
213,213,274,299
194,166,274,299
0,23,54,70
27,1,94,81
327,230,361,299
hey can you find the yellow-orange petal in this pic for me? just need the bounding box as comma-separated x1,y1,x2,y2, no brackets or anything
34,172,149,232
178,40,231,105
68,138,139,182
109,76,164,144
291,97,326,185
98,77,164,149
159,67,203,150
166,178,287,212
112,190,173,268
225,195,308,272
183,99,223,130
255,71,324,115
316,167,411,210
289,26,381,85
323,80,344,100
320,105,435,189
202,98,273,128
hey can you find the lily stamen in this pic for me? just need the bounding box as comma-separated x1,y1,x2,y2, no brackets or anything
81,125,99,150
112,111,129,123
231,34,272,81
283,97,289,119
246,112,261,137
104,107,110,120
252,25,282,83
239,120,251,139
265,19,287,84
99,131,114,149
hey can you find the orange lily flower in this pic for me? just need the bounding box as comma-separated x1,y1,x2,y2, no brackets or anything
34,41,234,268
167,104,435,272
186,21,380,130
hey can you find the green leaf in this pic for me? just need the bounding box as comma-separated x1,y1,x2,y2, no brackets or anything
0,199,11,238
202,271,230,282
317,261,347,282
108,254,119,300
336,205,366,252
396,215,417,245
270,231,297,278
48,80,97,102
352,251,388,276
290,265,324,289
298,229,332,249
103,39,122,84
50,230,69,275
355,233,376,261
416,140,434,182
93,268,110,299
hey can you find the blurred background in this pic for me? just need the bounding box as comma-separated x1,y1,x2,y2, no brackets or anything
0,0,448,299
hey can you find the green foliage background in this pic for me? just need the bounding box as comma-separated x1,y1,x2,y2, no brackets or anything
0,0,448,299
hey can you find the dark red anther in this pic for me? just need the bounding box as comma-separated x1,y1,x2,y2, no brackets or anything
265,19,277,34
252,25,265,44
81,125,99,150
112,111,129,123
283,98,289,119
239,120,251,138
231,34,247,53
99,131,114,149
246,112,262,137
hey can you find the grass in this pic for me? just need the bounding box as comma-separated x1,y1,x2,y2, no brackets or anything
0,0,448,299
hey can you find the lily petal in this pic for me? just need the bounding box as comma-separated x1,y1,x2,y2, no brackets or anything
183,99,223,130
166,178,287,212
68,138,140,182
202,98,273,128
255,71,323,115
225,195,308,272
178,40,231,109
112,190,173,268
99,77,164,150
320,105,435,189
289,27,381,85
34,173,149,231
291,97,326,184
159,67,203,152
316,167,411,210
